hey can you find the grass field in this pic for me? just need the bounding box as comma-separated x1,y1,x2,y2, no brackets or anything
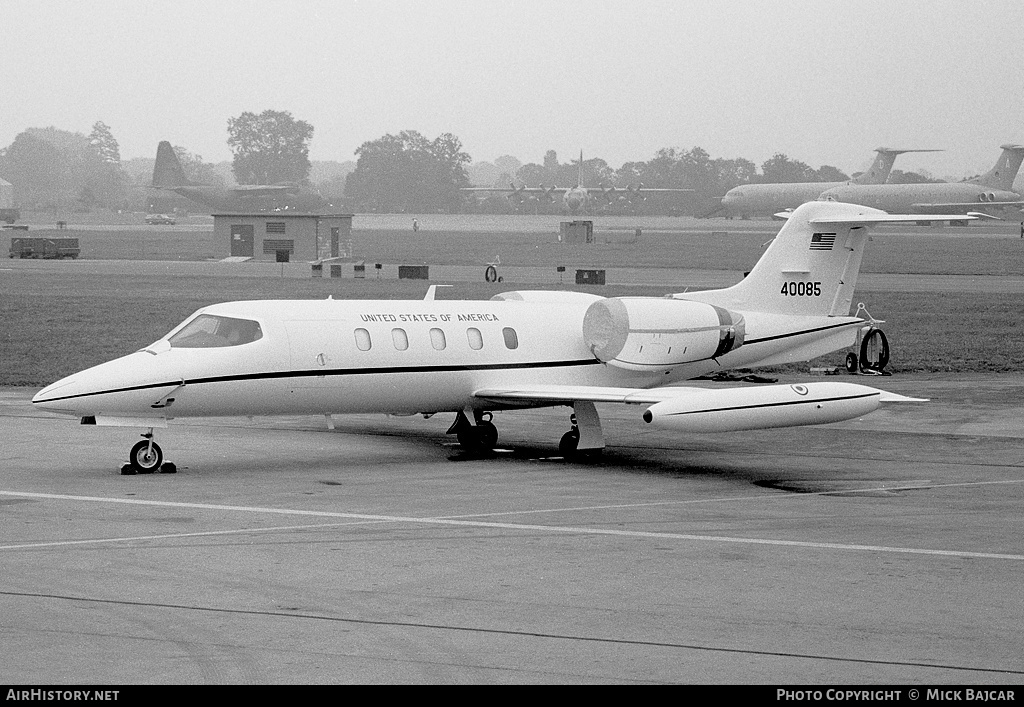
3,271,1022,386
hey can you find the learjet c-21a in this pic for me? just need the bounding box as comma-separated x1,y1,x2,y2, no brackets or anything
32,202,969,474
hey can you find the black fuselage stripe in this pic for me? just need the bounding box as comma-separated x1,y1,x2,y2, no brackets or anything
35,359,602,404
664,392,877,416
744,321,860,345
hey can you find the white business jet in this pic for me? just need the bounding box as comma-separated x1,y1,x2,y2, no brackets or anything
32,201,969,474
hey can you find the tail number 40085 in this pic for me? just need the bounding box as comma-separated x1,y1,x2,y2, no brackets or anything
781,281,822,296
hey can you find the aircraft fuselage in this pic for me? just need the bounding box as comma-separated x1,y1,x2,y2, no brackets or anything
32,295,861,422
166,186,328,214
720,182,844,218
817,182,1021,214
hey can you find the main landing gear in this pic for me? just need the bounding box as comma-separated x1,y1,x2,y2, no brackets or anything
557,402,605,460
448,410,498,453
120,430,177,475
449,402,606,460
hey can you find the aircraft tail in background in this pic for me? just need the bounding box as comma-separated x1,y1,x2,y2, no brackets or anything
970,144,1024,191
152,141,190,189
852,148,942,185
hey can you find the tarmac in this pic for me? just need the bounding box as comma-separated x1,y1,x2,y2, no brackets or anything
1,374,1023,684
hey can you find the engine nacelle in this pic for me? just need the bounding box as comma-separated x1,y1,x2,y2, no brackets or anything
642,382,883,433
583,297,745,371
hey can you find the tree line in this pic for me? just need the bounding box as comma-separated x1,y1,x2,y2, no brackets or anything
0,110,940,215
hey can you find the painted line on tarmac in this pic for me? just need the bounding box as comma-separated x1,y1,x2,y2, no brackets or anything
1,489,1023,561
0,520,397,551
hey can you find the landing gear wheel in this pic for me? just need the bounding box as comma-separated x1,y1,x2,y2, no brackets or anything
457,426,481,450
559,429,580,457
478,421,498,450
458,422,498,452
129,439,163,474
485,265,498,283
845,352,859,374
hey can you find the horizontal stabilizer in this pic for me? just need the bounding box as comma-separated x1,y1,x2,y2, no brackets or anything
809,212,977,225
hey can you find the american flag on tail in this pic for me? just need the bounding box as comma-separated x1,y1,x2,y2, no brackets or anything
809,233,836,251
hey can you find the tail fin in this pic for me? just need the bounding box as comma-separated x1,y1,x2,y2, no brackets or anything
852,148,943,185
152,141,189,188
577,150,584,187
678,201,975,317
970,144,1024,190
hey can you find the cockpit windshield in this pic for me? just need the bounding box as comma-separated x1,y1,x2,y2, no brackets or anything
168,314,263,348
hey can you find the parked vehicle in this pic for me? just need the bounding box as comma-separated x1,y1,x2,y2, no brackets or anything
145,213,176,225
9,237,80,259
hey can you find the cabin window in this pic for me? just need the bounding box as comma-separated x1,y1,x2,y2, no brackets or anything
430,328,446,350
467,327,483,350
502,327,519,350
392,328,409,351
169,314,262,348
354,328,371,351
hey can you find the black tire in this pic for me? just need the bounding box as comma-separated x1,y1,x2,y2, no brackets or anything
457,426,481,450
130,440,163,474
485,265,498,283
478,421,498,450
845,352,858,374
558,429,580,457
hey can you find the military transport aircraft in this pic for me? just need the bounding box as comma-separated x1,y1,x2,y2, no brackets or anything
151,141,330,213
716,148,941,219
816,144,1024,218
462,151,692,214
32,201,973,474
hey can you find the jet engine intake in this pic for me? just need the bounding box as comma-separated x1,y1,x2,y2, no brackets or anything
583,297,744,371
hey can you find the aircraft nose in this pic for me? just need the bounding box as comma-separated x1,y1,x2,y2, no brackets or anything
32,376,85,414
31,351,179,418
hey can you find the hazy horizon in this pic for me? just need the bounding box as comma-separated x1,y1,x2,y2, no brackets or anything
4,0,1023,180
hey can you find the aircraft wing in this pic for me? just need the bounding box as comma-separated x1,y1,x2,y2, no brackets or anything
621,188,693,193
460,187,569,193
474,382,924,407
475,384,695,406
475,382,924,433
229,185,300,197
910,201,1024,212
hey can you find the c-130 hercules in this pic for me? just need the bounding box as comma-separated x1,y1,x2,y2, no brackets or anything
151,141,330,213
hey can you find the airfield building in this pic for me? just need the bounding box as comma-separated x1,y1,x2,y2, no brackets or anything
213,213,353,262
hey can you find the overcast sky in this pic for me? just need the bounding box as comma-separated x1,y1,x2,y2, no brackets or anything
3,0,1023,179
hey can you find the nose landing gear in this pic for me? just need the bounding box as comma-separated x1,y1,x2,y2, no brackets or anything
120,430,177,475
